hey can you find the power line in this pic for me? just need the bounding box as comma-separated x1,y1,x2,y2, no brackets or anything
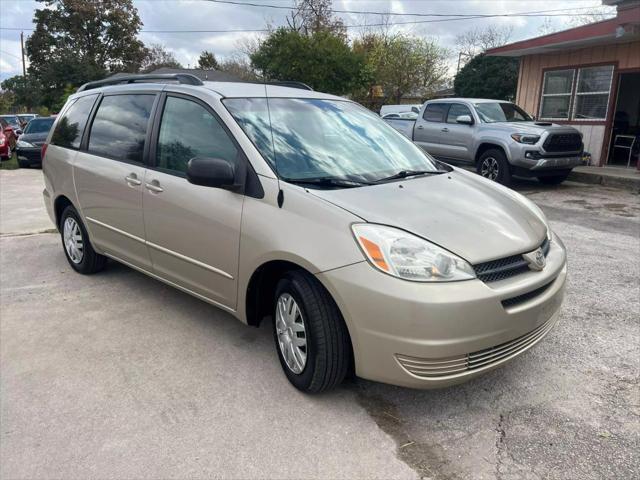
204,0,611,18
0,2,614,35
0,49,22,59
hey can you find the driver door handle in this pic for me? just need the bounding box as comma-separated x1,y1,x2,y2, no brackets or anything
416,125,424,130
441,127,450,132
125,174,142,186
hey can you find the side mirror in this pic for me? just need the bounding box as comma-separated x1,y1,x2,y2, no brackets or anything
187,157,237,190
187,157,237,189
456,115,474,125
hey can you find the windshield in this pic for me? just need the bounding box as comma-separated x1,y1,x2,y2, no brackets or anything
474,102,532,123
1,115,19,125
24,118,54,134
223,98,439,183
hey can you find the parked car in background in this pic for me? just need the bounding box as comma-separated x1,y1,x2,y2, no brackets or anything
0,117,18,159
16,116,55,168
0,129,12,160
384,98,584,185
0,115,23,136
380,104,421,117
17,113,38,128
43,74,567,393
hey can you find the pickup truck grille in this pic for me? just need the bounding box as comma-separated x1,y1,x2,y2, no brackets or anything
543,133,582,153
473,238,550,283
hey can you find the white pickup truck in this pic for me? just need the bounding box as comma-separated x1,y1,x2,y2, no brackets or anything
384,98,584,185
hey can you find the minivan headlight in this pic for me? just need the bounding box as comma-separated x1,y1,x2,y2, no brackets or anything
17,140,34,148
511,133,540,144
352,224,476,282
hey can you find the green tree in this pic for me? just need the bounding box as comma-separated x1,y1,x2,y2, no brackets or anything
454,54,519,101
0,75,43,110
197,51,219,70
353,33,449,107
250,28,366,95
26,0,147,109
141,44,183,73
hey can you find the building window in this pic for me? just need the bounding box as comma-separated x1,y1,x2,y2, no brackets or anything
540,69,574,120
573,65,614,120
539,65,614,122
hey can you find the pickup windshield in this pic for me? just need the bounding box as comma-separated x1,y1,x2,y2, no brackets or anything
474,102,532,123
223,98,439,184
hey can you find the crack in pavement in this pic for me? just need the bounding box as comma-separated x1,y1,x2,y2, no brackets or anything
353,386,464,480
0,228,57,238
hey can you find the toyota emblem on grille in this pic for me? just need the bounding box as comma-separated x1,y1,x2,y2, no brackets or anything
523,248,546,271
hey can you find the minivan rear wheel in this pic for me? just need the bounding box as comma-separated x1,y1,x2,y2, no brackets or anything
477,149,511,186
273,271,350,393
60,205,107,274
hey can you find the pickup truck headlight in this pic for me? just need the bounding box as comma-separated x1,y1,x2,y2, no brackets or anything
352,224,476,282
17,140,34,148
511,133,540,144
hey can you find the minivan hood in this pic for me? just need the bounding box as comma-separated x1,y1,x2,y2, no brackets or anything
309,170,547,264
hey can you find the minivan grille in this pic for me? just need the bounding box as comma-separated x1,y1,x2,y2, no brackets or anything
501,280,554,308
395,317,555,378
543,133,582,153
474,238,550,283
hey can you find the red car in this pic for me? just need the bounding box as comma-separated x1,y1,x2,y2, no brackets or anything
0,118,18,160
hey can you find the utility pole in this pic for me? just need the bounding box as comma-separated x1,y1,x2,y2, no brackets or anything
20,31,26,77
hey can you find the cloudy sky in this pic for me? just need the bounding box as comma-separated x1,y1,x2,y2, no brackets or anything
0,0,615,82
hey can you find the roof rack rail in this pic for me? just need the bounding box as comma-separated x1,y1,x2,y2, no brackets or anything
77,73,204,92
269,81,313,91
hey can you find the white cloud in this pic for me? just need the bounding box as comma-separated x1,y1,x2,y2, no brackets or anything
0,0,615,82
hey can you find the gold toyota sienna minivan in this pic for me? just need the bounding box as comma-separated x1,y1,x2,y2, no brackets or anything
42,74,567,393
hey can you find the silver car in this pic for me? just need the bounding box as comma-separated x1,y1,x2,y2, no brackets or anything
42,74,567,392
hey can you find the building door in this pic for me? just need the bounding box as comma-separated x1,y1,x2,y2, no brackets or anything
607,72,640,167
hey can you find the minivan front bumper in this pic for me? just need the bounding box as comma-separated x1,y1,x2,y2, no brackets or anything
317,234,567,389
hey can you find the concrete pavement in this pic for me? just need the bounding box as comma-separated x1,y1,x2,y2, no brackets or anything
1,170,638,479
0,169,54,235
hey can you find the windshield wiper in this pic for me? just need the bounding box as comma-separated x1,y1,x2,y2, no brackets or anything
283,177,372,188
374,169,445,183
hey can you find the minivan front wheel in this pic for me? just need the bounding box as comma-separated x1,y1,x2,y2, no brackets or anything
273,271,350,393
477,149,511,186
60,205,106,274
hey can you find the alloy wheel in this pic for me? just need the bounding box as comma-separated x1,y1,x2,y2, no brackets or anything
275,293,308,374
63,217,84,264
480,157,500,181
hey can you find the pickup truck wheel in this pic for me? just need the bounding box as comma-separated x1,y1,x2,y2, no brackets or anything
538,171,570,185
60,205,107,274
477,149,511,186
273,270,350,393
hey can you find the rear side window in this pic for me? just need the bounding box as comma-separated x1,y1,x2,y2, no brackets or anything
422,103,448,122
156,96,237,174
51,94,98,149
88,94,155,163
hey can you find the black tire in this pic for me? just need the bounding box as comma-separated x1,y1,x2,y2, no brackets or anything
60,205,107,274
538,171,570,185
273,270,351,393
18,159,30,168
477,148,512,186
